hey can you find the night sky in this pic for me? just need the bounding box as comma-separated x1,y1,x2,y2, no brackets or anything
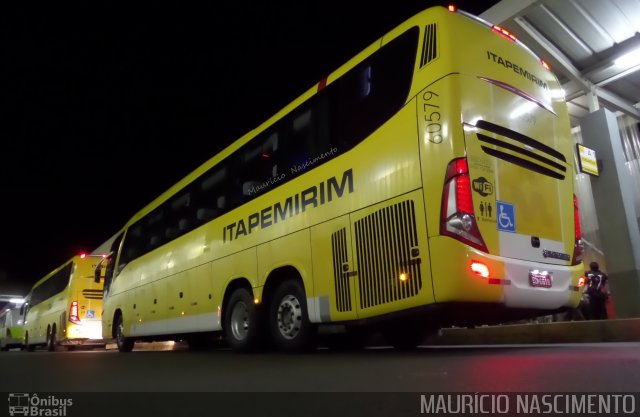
1,1,499,295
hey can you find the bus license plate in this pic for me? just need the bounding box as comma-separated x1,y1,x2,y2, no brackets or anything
529,271,552,288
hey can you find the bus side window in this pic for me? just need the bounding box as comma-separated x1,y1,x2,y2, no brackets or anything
105,233,124,289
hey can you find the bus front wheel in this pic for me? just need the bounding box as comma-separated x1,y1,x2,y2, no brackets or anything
269,279,315,352
224,287,262,352
114,314,134,353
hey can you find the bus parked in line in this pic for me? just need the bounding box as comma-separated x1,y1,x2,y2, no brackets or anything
24,254,105,351
0,304,25,351
101,5,583,352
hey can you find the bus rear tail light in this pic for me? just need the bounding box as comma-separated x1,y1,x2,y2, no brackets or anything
441,158,488,252
69,301,81,325
578,276,586,287
571,194,584,265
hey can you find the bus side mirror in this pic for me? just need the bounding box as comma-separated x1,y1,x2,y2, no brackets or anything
94,254,110,283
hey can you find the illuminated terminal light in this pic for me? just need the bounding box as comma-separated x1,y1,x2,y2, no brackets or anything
470,261,490,278
613,47,640,68
492,25,517,42
448,4,457,12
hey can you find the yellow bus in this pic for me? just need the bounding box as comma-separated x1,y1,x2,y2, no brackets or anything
0,304,25,351
102,5,584,352
24,254,106,351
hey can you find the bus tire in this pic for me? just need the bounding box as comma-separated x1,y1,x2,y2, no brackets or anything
224,287,262,352
114,314,134,353
47,325,57,352
269,279,315,352
25,333,35,352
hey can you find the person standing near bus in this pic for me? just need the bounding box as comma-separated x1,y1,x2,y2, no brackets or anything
584,261,609,320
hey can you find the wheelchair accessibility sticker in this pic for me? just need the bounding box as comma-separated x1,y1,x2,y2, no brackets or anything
497,201,516,233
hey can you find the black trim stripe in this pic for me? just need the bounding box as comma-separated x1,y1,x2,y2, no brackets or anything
82,289,103,300
477,133,566,173
481,147,565,180
475,120,566,163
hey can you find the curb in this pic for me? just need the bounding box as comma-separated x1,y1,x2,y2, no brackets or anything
431,318,640,345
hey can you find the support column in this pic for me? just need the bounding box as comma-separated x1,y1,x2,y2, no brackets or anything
580,108,640,317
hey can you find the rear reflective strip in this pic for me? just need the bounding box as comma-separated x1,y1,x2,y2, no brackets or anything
487,278,511,285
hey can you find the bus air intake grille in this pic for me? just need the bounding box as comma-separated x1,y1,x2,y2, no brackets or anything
420,24,437,67
354,200,422,309
82,289,104,300
331,228,352,312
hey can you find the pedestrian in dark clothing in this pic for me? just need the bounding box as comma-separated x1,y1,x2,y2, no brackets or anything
584,261,609,320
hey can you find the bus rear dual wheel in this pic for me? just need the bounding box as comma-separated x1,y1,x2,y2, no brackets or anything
114,314,134,353
46,326,57,352
224,280,315,352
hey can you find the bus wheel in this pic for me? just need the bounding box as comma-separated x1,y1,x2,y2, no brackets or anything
224,287,262,352
47,325,57,352
114,314,134,353
25,333,35,352
269,280,315,352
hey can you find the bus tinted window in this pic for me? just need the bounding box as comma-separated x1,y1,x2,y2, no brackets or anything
116,27,418,268
30,263,72,306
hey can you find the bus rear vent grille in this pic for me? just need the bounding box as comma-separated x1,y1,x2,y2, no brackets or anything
331,228,352,312
82,289,104,300
355,200,422,309
420,24,437,67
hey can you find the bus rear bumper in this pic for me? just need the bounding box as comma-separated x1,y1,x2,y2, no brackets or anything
64,319,104,343
430,237,583,310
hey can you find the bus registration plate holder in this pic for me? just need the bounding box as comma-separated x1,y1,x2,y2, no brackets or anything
529,270,552,288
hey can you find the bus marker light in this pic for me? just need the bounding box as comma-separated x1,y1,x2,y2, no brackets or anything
541,59,551,70
470,261,490,278
399,273,409,282
492,25,517,42
448,5,457,12
254,298,260,304
80,253,86,259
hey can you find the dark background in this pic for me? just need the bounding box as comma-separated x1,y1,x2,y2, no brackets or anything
1,1,498,295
